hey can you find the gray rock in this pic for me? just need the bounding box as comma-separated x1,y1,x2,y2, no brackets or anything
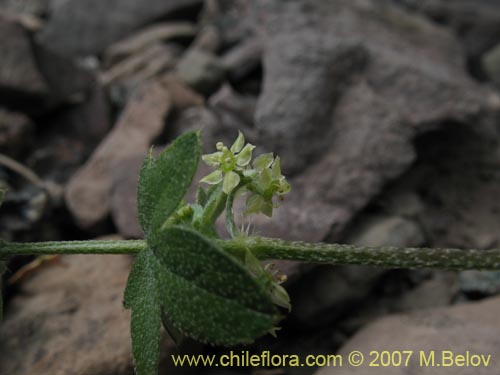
65,79,172,228
460,271,500,296
0,108,34,157
0,17,50,99
209,84,257,130
0,0,49,17
395,0,500,61
221,37,263,81
0,17,94,112
397,120,500,251
290,215,425,326
291,265,386,327
316,295,500,375
49,82,111,148
191,24,221,53
110,155,145,238
104,22,196,65
483,43,500,86
382,191,426,219
176,49,226,95
101,43,181,86
0,251,173,375
251,0,499,242
345,215,426,248
395,272,458,311
172,106,230,153
37,0,203,57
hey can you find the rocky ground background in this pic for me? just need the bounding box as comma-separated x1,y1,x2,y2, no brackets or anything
2,0,500,374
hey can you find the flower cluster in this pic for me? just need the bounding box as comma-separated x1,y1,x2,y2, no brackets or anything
200,131,254,195
200,131,290,217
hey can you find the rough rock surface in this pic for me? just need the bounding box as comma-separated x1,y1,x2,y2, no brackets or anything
403,120,500,251
316,296,500,374
0,108,33,156
65,80,171,228
110,154,146,238
395,0,500,61
176,49,226,95
290,213,426,326
0,253,135,375
106,76,202,238
344,215,425,248
251,0,500,241
483,43,500,85
101,43,181,86
0,0,48,16
0,17,50,98
0,16,94,112
38,0,203,57
104,22,196,65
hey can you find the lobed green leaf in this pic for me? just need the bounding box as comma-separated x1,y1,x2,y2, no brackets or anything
124,248,161,375
151,226,278,345
137,131,201,238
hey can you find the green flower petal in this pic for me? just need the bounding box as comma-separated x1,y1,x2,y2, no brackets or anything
231,131,245,153
261,200,273,217
253,153,274,171
270,283,291,311
245,194,265,215
257,168,273,191
278,179,291,194
202,152,223,167
243,169,258,179
245,194,273,217
236,143,255,167
200,170,224,185
223,171,240,194
271,156,282,180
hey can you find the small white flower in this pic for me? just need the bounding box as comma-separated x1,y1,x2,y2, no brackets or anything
200,131,255,195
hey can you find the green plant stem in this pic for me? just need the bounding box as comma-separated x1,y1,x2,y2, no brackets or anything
2,237,500,270
221,237,500,270
0,240,145,256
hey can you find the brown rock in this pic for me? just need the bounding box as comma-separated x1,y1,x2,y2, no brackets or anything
49,81,111,146
0,16,49,98
191,24,221,53
0,8,44,31
0,108,34,156
209,84,256,129
252,0,499,241
38,0,203,57
65,80,171,228
0,253,135,375
172,106,229,153
396,0,500,61
161,74,204,110
0,0,48,17
175,49,226,95
101,43,180,85
316,296,500,374
110,155,145,238
221,37,263,81
104,22,196,65
344,215,425,248
0,15,94,112
288,215,426,326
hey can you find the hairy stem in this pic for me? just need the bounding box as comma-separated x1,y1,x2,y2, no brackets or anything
219,237,500,270
0,240,145,256
2,237,500,270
